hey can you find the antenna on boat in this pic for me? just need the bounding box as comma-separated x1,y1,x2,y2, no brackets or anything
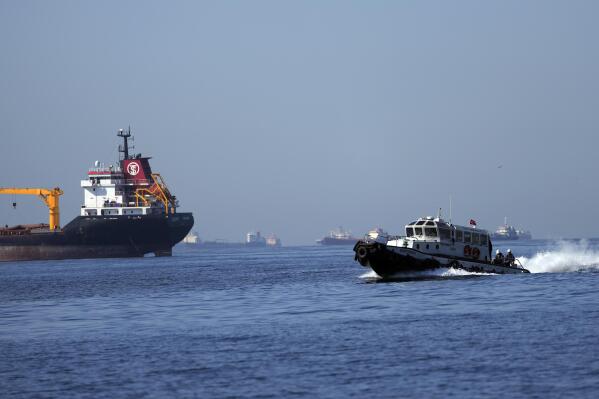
437,208,442,220
449,195,452,225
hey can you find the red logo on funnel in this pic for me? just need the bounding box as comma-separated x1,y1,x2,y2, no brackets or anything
127,162,140,176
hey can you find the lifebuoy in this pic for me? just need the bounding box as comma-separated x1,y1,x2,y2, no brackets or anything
463,245,471,256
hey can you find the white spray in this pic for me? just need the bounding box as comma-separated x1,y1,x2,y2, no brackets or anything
360,267,490,280
518,240,599,274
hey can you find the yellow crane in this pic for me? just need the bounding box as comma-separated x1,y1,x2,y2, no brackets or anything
0,187,64,230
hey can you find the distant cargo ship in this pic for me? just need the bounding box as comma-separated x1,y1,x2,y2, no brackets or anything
317,227,357,245
192,232,282,248
182,231,199,244
245,231,282,247
491,218,532,241
365,227,388,240
0,128,194,261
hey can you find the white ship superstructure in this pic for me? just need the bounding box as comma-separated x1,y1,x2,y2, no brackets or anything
81,129,177,218
246,231,266,246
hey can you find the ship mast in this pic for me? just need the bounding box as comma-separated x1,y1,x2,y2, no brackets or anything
117,127,133,160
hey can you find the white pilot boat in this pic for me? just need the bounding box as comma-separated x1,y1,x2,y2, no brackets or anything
353,216,530,277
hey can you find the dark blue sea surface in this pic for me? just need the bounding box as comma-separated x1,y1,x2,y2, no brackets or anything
2,240,599,398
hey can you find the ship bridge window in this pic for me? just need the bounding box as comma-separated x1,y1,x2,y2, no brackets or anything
439,228,451,240
424,227,437,237
456,230,463,242
464,231,471,243
425,221,435,226
406,227,414,237
414,227,423,236
480,234,488,246
472,233,480,245
416,221,425,225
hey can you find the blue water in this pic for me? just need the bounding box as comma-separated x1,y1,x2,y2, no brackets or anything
2,240,599,398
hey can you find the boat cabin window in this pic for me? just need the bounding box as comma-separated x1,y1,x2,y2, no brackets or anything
463,232,471,243
424,227,437,237
416,221,425,225
480,234,488,246
472,233,480,245
439,228,451,240
406,227,414,237
414,227,423,236
425,221,435,226
456,230,463,242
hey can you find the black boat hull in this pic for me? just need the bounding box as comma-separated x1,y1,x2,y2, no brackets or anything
0,213,194,262
353,240,530,277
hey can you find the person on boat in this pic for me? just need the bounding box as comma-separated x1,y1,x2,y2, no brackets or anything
505,249,515,266
493,249,504,265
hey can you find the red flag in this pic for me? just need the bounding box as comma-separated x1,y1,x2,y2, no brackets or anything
469,219,477,226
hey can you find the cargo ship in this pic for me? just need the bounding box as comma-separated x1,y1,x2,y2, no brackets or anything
490,217,532,241
246,231,282,247
317,227,357,245
0,128,194,261
193,232,281,248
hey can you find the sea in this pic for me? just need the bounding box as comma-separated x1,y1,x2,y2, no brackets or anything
2,239,599,398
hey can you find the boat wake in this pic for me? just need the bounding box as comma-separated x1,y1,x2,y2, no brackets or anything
360,267,491,281
518,240,599,274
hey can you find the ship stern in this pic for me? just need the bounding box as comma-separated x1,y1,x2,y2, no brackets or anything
167,212,194,246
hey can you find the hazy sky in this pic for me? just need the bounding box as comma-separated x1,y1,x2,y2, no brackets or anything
1,1,598,244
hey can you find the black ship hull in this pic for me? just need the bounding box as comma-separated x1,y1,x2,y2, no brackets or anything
0,213,194,262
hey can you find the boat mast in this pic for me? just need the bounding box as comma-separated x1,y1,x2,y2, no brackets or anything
449,195,452,225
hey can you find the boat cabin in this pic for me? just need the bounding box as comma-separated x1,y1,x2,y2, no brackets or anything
388,216,492,262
